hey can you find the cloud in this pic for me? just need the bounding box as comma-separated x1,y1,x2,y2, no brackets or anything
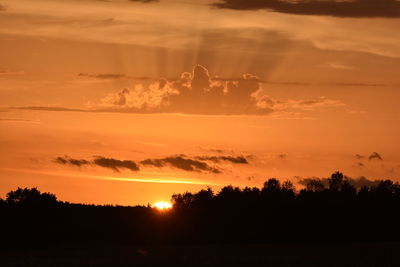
93,156,140,172
252,92,344,113
211,0,400,18
55,156,90,167
14,65,344,116
78,73,154,80
55,156,139,171
140,156,222,174
369,152,383,161
78,73,128,79
95,65,344,115
194,155,249,164
100,79,176,111
0,4,5,11
320,62,355,71
17,106,87,112
0,118,40,124
0,70,24,75
128,0,159,3
54,154,225,174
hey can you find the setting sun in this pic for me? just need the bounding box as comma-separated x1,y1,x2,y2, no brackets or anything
153,202,172,210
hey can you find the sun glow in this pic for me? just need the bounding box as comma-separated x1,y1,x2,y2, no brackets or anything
153,201,172,210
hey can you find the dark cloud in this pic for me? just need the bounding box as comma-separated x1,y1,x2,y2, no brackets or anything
55,156,90,167
0,4,5,11
97,0,159,3
140,156,221,174
55,156,140,171
278,154,287,159
298,176,382,190
93,157,140,172
211,0,400,18
355,154,365,159
194,155,249,164
369,152,383,161
129,0,159,2
54,155,224,173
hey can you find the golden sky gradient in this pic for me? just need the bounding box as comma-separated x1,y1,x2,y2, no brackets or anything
1,0,400,205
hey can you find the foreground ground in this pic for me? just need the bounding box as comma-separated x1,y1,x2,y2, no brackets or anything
2,242,400,267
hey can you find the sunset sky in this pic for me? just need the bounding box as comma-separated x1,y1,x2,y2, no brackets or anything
1,0,400,205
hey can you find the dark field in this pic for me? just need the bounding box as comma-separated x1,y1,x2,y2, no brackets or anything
3,176,400,266
2,242,400,267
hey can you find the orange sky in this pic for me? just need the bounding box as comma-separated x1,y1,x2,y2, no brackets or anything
1,0,400,205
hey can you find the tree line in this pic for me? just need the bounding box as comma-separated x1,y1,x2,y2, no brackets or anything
1,172,400,247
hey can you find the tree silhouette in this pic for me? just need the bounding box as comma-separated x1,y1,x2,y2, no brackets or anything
2,172,400,247
6,187,58,207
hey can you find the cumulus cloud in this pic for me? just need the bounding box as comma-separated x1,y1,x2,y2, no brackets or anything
100,79,176,111
211,0,400,18
369,152,383,161
94,65,344,116
140,156,222,174
15,65,344,116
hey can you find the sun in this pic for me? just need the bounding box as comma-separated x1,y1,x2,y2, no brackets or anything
152,201,172,210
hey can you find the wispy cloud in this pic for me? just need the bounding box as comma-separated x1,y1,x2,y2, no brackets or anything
0,118,40,124
369,152,383,161
0,70,24,75
320,62,355,71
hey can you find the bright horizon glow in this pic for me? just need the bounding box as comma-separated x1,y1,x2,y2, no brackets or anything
0,168,217,185
153,201,172,210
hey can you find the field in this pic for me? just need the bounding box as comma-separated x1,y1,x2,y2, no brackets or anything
2,242,400,266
